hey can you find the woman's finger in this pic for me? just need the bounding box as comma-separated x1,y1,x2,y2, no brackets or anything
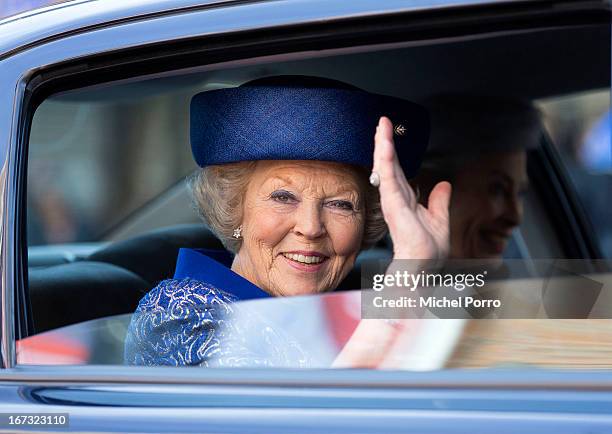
373,117,398,182
428,181,452,223
374,117,417,212
374,118,405,217
382,117,417,210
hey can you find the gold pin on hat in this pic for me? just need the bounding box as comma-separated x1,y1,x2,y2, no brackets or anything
394,124,406,136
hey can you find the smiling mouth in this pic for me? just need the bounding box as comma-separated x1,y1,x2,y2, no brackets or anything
483,230,511,243
480,230,510,252
281,252,328,265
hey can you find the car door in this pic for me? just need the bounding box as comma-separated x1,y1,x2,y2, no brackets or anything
2,0,612,432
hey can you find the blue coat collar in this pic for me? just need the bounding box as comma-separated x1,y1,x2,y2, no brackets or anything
173,248,270,301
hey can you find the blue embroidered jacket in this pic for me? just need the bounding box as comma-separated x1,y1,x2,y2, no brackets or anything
124,248,309,367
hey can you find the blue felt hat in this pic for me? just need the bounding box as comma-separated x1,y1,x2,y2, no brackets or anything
190,76,429,178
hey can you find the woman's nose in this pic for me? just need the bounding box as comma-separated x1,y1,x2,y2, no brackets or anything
292,202,326,239
503,195,523,227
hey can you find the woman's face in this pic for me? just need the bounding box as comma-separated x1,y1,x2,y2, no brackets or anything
233,160,366,296
450,150,528,259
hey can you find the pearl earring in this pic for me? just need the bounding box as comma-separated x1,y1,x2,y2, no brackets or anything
232,226,243,239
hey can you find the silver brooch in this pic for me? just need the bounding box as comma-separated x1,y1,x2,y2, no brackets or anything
394,124,406,136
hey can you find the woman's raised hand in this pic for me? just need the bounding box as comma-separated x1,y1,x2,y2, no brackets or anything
332,120,451,369
373,116,451,261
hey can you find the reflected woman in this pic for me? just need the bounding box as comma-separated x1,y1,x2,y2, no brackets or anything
124,76,451,367
413,94,541,260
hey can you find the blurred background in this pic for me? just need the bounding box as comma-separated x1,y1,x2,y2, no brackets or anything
27,80,612,257
28,91,198,245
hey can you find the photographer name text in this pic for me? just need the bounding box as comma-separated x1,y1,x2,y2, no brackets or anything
372,295,501,309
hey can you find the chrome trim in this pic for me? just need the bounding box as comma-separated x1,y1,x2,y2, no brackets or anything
0,160,7,369
3,366,612,390
0,73,30,369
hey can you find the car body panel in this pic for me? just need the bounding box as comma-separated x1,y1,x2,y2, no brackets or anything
0,0,611,432
2,369,612,432
0,0,522,58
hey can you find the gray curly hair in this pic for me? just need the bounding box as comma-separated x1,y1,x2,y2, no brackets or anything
190,162,387,253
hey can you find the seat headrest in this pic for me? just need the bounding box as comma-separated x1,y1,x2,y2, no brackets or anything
29,261,149,333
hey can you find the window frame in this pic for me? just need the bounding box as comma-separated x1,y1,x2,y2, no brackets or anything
0,0,609,379
529,135,604,258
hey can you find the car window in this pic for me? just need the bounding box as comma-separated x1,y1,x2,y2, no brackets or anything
28,92,198,247
538,90,612,258
21,23,612,371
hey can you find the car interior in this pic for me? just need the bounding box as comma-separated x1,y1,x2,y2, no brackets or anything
25,22,610,336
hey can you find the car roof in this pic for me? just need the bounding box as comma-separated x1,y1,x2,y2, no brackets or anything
0,0,522,59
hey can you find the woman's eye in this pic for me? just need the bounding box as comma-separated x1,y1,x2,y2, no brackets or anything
270,190,297,203
327,200,354,211
488,183,506,197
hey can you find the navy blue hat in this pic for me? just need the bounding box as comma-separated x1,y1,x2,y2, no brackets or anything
190,76,429,177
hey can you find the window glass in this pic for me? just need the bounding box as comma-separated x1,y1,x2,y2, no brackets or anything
22,24,612,371
538,90,612,257
28,91,197,246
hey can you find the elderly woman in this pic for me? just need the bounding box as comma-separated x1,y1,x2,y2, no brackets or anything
413,94,541,260
124,76,451,367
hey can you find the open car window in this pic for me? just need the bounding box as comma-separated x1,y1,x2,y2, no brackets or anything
21,20,612,371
